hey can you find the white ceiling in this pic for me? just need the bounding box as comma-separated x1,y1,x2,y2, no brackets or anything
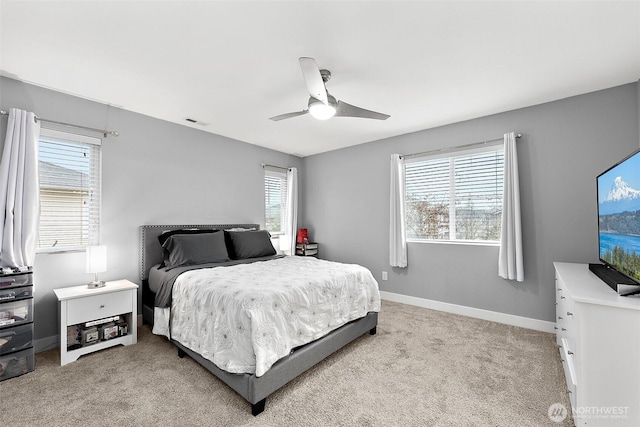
1,1,639,157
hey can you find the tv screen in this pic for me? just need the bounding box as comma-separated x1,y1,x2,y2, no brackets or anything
597,148,640,285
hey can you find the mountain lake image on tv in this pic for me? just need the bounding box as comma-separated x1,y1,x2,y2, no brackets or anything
597,148,640,286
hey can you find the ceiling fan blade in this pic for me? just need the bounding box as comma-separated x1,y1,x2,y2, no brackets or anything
299,57,328,105
269,110,309,121
335,101,390,120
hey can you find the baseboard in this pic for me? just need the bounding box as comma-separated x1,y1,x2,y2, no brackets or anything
380,291,556,333
34,335,59,353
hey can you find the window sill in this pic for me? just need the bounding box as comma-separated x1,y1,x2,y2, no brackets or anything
406,239,499,247
36,248,86,255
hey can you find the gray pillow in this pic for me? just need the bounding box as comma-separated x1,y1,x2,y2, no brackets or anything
226,230,276,259
163,232,230,269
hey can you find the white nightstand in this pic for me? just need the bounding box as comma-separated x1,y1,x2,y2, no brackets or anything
53,280,138,366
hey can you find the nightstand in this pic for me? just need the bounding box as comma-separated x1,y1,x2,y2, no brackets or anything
53,280,138,366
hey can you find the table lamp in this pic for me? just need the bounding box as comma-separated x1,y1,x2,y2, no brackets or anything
86,245,107,288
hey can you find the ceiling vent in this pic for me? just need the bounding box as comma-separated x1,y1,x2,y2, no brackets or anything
184,118,209,126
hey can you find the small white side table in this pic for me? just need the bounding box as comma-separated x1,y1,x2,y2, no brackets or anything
54,279,138,366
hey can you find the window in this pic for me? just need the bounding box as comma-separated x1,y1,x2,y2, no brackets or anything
37,128,101,252
405,143,504,243
264,168,288,235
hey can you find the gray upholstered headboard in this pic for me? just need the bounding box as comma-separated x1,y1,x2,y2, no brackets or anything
139,224,260,281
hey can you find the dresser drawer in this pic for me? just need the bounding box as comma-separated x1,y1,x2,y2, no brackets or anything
0,298,33,328
0,272,33,290
0,322,33,355
0,347,34,381
0,285,33,302
66,290,133,325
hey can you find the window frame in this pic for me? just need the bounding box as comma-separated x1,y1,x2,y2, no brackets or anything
404,142,504,246
37,128,102,254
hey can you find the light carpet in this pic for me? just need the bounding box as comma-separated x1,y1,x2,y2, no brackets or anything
1,300,572,426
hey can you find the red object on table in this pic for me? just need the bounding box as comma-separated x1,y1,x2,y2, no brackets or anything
297,228,308,244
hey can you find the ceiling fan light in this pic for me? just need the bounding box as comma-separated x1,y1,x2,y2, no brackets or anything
309,102,336,120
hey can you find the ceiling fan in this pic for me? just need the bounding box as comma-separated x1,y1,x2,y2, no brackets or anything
269,57,390,122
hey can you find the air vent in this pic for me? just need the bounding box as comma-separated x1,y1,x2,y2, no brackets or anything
184,118,209,126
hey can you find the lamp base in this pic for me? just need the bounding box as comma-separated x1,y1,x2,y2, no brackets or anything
87,280,106,289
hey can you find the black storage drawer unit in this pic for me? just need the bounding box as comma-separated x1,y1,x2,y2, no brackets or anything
0,270,34,381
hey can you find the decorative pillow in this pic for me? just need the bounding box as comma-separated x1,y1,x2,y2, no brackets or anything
162,232,230,269
225,229,277,259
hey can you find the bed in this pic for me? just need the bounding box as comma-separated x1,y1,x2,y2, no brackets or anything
139,224,380,415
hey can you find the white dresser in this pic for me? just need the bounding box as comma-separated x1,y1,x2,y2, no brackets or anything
554,262,640,426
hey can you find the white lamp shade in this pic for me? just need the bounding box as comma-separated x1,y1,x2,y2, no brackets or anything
86,245,107,274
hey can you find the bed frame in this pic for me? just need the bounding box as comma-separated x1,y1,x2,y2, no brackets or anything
139,224,378,415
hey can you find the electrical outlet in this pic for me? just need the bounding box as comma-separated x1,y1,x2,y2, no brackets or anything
382,271,388,281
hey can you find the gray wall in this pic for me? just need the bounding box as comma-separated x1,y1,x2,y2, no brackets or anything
0,76,303,344
301,82,640,323
2,76,638,345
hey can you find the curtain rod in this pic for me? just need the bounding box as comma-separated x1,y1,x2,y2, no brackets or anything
261,162,290,171
401,133,521,160
0,110,119,138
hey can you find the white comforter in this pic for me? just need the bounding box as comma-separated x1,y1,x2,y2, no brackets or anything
155,256,380,377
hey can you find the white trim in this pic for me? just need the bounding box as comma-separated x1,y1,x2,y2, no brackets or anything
34,335,59,353
380,291,556,333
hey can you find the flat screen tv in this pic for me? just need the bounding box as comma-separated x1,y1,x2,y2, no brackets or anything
593,148,640,295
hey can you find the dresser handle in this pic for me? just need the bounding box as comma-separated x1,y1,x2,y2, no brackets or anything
558,316,563,320
561,328,566,331
568,351,574,356
561,296,566,299
100,304,105,309
554,326,558,330
567,312,573,316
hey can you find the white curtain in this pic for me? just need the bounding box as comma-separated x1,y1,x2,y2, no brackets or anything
282,167,298,256
390,154,407,267
498,132,524,281
0,108,41,269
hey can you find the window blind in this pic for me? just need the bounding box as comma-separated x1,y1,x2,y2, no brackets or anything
37,129,101,251
405,144,504,242
264,169,288,235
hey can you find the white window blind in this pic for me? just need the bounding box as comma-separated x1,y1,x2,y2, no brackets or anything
405,144,504,243
264,168,288,235
37,129,101,252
